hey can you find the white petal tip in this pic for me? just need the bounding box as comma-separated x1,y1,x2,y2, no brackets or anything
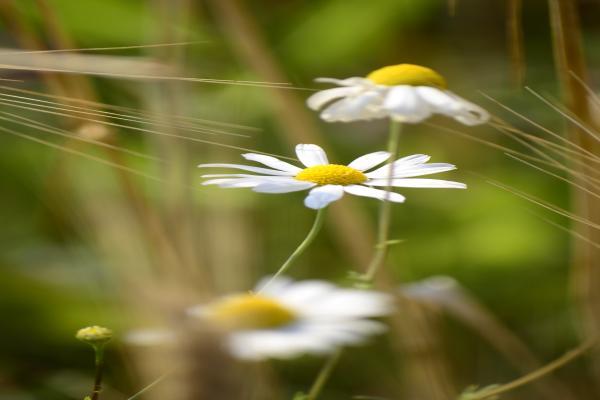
304,201,327,210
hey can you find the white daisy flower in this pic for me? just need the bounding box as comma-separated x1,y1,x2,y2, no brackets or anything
187,276,393,361
199,143,466,209
307,63,489,125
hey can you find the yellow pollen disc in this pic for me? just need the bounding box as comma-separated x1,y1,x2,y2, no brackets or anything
367,64,447,88
295,164,367,186
208,294,297,330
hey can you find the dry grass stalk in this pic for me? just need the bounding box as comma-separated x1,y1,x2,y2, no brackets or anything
548,1,600,392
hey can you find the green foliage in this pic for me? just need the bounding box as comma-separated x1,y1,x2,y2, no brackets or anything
280,0,440,71
0,0,596,399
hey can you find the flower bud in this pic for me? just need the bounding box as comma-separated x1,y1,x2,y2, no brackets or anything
76,326,113,345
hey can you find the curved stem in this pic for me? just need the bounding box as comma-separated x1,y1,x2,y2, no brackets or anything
363,120,402,282
307,350,342,400
471,337,597,399
259,208,326,293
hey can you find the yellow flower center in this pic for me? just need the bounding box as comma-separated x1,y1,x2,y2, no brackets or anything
367,64,447,88
208,294,297,330
295,164,367,186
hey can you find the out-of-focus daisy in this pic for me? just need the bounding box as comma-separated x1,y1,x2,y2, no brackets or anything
199,143,466,209
307,63,489,125
187,276,393,360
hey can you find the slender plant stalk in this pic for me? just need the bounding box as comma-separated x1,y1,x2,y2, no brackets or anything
258,209,325,293
470,337,596,399
91,346,105,400
507,0,525,86
307,350,342,400
547,0,600,391
363,121,402,281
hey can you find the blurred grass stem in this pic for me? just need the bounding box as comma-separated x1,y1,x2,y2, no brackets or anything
469,337,597,400
126,371,171,400
363,121,402,281
259,209,326,293
547,1,600,388
307,350,342,400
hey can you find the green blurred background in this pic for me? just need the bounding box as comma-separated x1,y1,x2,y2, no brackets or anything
1,0,600,399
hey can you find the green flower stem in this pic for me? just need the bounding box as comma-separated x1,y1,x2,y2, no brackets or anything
363,120,402,282
304,122,402,400
469,337,597,400
306,350,342,400
91,345,106,400
259,208,326,293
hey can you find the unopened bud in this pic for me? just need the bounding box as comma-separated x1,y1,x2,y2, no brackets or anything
76,326,113,346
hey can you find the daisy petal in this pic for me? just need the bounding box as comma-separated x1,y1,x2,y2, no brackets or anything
315,77,368,86
307,86,361,110
228,329,332,361
304,185,344,209
206,176,300,188
205,178,268,188
383,86,432,123
347,151,391,171
381,163,457,178
253,181,316,193
368,178,466,189
202,174,299,180
395,154,431,165
303,320,387,345
277,280,337,307
202,178,241,186
304,290,394,319
295,144,329,167
451,96,490,125
242,153,302,173
297,324,365,346
321,90,384,122
365,154,431,178
198,163,295,176
254,276,294,296
343,185,405,203
415,86,462,114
